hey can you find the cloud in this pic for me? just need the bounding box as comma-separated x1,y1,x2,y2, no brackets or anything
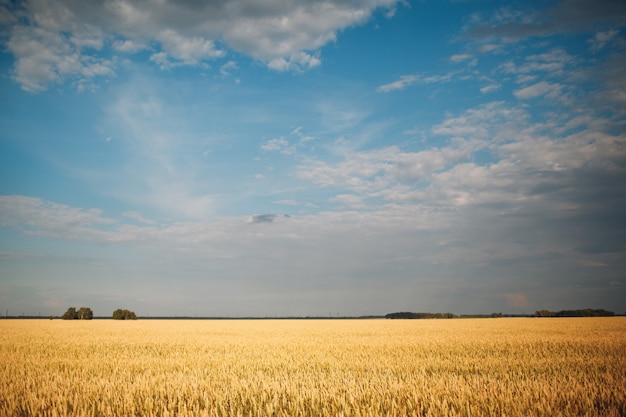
261,137,295,154
103,83,216,220
261,127,317,154
450,53,473,63
6,24,114,92
246,214,277,224
220,60,239,77
468,0,626,41
588,29,621,51
513,81,564,99
295,98,626,232
0,195,114,240
122,211,155,225
480,84,500,94
376,75,418,92
297,141,481,194
500,49,575,80
376,72,458,93
268,52,321,72
156,28,224,65
3,0,399,91
111,39,145,53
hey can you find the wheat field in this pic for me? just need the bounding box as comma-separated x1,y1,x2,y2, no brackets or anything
1,317,624,416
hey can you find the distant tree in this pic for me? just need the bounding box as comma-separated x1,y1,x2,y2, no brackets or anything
491,312,503,318
535,308,614,317
62,307,77,320
555,308,614,317
386,312,458,319
112,309,137,320
62,307,93,320
77,307,93,320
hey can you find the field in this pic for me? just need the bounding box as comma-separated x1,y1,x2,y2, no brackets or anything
1,318,624,416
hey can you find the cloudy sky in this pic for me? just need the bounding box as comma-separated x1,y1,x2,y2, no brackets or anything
1,0,625,317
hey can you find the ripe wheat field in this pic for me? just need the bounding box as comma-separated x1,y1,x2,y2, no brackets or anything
1,318,625,416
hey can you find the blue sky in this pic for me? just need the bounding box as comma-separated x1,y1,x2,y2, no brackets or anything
1,0,625,317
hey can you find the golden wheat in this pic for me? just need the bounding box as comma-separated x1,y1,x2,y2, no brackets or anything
1,318,624,416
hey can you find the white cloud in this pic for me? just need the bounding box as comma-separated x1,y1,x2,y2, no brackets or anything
0,195,114,240
296,141,479,194
268,52,321,72
4,1,116,92
588,29,620,52
330,194,365,209
376,75,418,92
122,211,155,225
296,97,626,222
480,84,500,94
450,53,472,63
220,60,239,77
431,101,527,141
478,44,501,53
513,81,563,100
261,137,295,154
3,0,399,91
500,48,575,79
112,39,145,53
104,85,216,220
156,29,224,65
377,72,458,93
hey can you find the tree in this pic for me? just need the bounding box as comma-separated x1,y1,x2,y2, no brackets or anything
112,308,137,320
385,312,458,319
62,306,93,320
62,307,76,320
77,307,93,320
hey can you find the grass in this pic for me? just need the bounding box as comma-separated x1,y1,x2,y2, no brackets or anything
1,317,624,416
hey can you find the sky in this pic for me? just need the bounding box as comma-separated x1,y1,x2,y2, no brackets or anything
0,0,625,317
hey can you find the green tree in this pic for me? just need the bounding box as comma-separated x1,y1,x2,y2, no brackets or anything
112,308,137,320
62,306,93,320
62,307,77,320
77,307,93,320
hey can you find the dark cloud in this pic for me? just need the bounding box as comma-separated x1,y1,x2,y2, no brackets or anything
469,0,626,41
247,214,276,224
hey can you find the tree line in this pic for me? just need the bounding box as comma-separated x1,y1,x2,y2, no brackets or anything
61,307,137,320
385,312,457,319
386,308,617,319
534,308,614,317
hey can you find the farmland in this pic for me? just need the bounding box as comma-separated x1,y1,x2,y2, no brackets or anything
1,318,624,416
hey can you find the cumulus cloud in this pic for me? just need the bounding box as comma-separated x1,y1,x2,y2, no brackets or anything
296,98,626,226
111,39,145,53
156,28,224,65
3,0,399,91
